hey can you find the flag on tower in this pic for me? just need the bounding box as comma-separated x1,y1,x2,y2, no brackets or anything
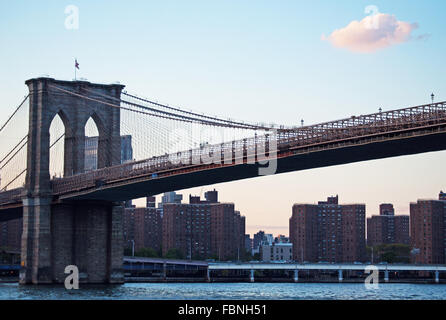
75,59,79,69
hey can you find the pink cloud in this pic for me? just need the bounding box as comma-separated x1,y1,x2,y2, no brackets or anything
323,13,419,53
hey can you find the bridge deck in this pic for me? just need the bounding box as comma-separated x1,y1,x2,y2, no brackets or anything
1,101,446,212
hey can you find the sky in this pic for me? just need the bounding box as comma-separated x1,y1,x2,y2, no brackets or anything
1,0,446,236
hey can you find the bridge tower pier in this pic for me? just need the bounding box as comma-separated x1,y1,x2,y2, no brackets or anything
19,77,125,284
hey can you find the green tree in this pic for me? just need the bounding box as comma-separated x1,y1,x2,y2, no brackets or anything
135,247,159,258
164,248,184,260
368,243,411,263
240,250,254,262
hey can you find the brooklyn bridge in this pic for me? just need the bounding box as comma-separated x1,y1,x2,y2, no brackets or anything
0,77,445,284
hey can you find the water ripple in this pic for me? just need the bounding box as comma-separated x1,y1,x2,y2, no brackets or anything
0,282,445,300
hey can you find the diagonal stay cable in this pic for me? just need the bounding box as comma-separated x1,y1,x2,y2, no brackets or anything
0,136,28,170
0,135,28,167
50,132,65,148
0,95,29,133
0,133,65,191
0,169,26,192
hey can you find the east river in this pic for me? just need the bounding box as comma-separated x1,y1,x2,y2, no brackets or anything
0,282,445,300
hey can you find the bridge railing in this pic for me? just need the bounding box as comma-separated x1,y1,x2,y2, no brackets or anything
0,188,24,205
293,102,446,134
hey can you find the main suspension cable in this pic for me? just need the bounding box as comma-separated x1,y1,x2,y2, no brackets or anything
49,85,268,130
85,87,269,130
122,91,276,131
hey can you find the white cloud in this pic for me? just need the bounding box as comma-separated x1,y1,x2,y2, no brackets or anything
323,13,420,53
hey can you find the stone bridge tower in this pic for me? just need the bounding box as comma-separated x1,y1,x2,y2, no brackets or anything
21,77,125,284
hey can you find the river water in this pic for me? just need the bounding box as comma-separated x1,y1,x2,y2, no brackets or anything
0,282,445,300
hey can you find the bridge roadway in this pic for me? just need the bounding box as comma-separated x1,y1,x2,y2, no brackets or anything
1,101,446,221
208,262,446,272
123,256,446,272
123,257,445,282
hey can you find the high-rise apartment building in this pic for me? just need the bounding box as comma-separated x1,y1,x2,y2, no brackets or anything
367,203,410,247
146,196,156,208
204,189,218,203
124,197,162,254
410,194,446,264
162,191,245,260
289,196,366,263
245,234,252,253
123,206,136,249
0,219,22,251
163,202,213,260
289,204,318,262
394,215,410,244
253,231,266,252
128,207,162,252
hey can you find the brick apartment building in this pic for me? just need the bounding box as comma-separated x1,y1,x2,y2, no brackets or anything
124,206,162,253
367,203,410,247
162,202,213,259
0,219,22,251
289,195,366,263
123,196,162,253
410,192,446,264
162,191,245,260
